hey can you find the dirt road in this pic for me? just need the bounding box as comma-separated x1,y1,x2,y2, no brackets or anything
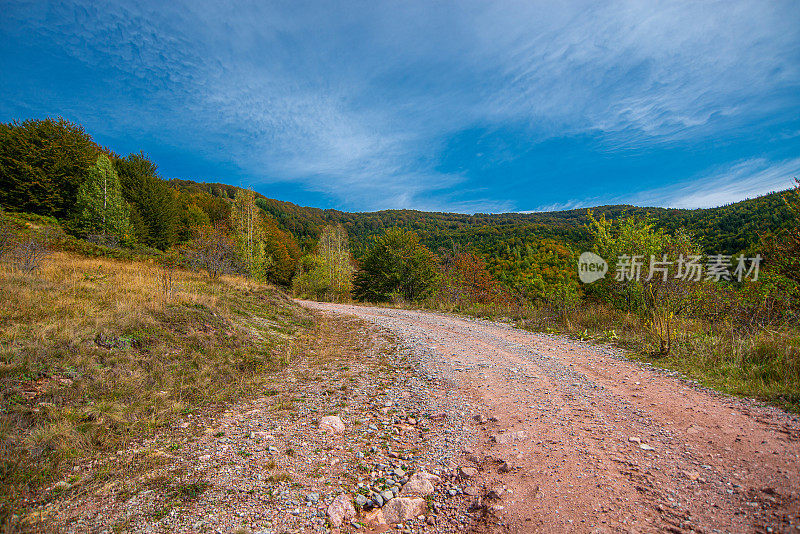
299,301,800,533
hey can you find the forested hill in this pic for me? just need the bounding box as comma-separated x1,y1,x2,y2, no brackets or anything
188,180,792,257
1,117,792,261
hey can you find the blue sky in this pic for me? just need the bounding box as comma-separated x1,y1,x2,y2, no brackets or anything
2,1,799,213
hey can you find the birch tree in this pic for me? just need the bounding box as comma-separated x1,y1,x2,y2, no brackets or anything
292,225,354,301
75,154,133,244
231,188,267,279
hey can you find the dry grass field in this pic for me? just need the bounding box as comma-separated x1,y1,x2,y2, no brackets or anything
0,252,311,524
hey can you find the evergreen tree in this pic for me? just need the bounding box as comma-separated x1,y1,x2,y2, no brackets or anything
75,155,133,244
114,152,178,250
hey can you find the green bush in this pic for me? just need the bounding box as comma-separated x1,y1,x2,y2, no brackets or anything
353,228,438,302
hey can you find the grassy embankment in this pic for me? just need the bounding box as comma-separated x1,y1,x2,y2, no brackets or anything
0,245,311,524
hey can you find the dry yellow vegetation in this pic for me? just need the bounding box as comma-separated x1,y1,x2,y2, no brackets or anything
0,252,309,522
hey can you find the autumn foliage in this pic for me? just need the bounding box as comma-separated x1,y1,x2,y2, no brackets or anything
439,251,511,306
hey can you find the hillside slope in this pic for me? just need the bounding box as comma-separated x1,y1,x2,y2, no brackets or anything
0,215,311,523
173,179,793,256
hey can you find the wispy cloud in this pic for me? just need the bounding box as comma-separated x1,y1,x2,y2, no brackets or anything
2,1,799,212
528,158,800,212
633,158,800,209
523,199,602,213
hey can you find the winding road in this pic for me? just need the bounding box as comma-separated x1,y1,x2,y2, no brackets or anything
299,301,800,533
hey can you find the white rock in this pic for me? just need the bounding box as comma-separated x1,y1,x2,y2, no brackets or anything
494,430,527,444
458,466,478,479
401,472,440,496
327,493,355,527
464,485,480,496
319,415,345,434
363,508,386,527
382,497,427,524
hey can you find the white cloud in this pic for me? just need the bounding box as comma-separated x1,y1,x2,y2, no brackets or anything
189,1,799,209
5,0,799,211
524,158,800,213
634,158,800,209
523,199,600,213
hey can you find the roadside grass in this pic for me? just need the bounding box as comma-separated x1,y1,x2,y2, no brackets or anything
0,252,310,524
373,298,800,414
540,303,800,413
525,303,800,413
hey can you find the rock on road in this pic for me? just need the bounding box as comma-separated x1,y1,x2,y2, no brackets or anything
299,300,800,533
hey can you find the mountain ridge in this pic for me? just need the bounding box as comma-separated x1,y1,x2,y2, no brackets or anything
171,178,792,256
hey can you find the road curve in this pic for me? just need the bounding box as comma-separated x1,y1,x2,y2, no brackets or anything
298,300,800,533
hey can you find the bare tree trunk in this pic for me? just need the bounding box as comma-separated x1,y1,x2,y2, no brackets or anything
103,171,107,236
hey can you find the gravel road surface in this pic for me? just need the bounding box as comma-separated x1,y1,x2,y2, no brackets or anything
299,301,800,534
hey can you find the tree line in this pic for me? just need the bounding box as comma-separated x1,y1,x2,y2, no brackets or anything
0,118,299,284
2,116,798,322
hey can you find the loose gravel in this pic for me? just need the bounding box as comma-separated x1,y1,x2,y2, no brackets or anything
300,301,800,534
